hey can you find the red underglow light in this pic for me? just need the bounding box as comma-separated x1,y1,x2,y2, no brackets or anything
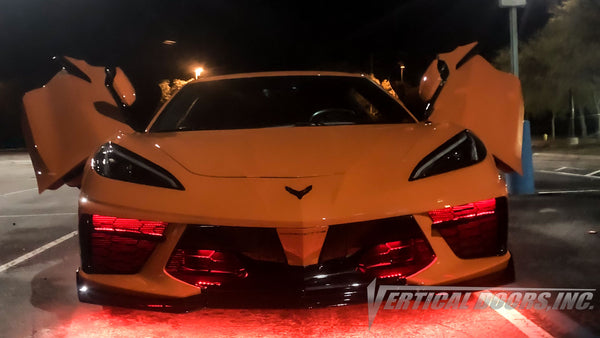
428,198,507,259
428,198,496,224
92,215,167,237
194,250,217,260
146,304,173,308
195,280,221,287
378,272,405,279
376,241,408,255
358,238,436,279
165,249,247,288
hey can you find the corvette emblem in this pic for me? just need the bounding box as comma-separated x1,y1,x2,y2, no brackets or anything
285,185,313,200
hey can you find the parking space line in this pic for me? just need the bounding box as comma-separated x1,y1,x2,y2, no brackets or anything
484,293,554,338
0,231,78,273
0,188,37,197
0,212,77,218
554,166,583,171
7,160,33,164
538,189,600,195
537,170,600,179
584,169,600,176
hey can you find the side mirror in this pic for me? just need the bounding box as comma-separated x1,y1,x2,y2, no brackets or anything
106,67,136,107
113,68,136,106
419,58,450,103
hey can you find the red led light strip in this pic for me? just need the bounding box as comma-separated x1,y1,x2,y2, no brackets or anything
92,214,167,237
428,198,496,224
195,280,221,287
146,304,173,308
378,272,405,279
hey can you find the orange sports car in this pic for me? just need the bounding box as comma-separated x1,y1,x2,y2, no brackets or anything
22,42,523,310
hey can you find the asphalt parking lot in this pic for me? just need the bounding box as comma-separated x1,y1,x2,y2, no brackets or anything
0,151,599,337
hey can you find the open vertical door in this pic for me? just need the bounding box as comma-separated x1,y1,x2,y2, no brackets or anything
419,42,524,174
22,57,136,192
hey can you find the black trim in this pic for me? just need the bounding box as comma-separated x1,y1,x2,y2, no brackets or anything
432,197,509,259
173,225,288,264
79,215,94,274
455,44,481,70
92,142,185,190
77,271,207,312
93,101,129,125
54,56,91,83
409,130,487,181
319,215,428,263
285,185,313,199
496,196,509,256
423,59,449,119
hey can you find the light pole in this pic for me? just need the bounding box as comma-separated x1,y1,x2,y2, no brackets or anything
399,64,406,83
194,67,204,79
499,0,535,195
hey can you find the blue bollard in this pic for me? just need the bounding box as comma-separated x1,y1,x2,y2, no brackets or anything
507,120,535,195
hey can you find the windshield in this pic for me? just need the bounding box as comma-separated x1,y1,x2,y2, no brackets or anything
149,76,415,132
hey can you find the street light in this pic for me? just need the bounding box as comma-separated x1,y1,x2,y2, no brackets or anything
499,0,526,76
399,64,406,83
499,0,535,195
194,67,204,79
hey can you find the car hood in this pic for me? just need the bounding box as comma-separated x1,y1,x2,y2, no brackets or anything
132,124,428,178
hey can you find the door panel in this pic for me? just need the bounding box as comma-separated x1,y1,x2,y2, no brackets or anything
22,57,135,192
420,43,524,174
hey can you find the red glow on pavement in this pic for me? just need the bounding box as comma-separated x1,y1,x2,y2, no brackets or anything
49,296,530,338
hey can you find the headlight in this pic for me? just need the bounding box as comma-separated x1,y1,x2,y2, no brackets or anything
409,130,486,181
91,142,184,190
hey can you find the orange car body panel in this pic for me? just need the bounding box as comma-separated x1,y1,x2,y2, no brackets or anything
420,42,524,173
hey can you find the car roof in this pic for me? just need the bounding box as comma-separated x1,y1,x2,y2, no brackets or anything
188,71,370,83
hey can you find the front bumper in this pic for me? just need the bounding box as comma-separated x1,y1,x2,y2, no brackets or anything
77,264,378,310
77,257,514,311
76,208,513,310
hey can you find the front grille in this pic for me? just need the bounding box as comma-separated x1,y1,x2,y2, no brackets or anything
79,214,165,274
88,233,157,273
319,215,429,262
319,216,436,279
171,225,287,263
165,225,287,288
166,216,435,296
432,197,508,259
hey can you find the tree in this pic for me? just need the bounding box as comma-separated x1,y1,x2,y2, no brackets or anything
494,0,600,137
158,78,193,104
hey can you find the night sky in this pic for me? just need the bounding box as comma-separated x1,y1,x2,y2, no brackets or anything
0,0,553,125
